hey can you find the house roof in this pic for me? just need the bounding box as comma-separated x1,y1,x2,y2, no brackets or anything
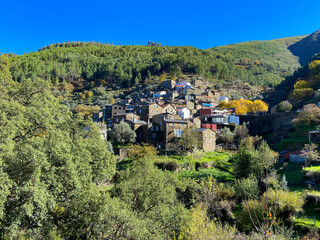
127,120,148,125
114,113,138,117
194,128,213,132
163,119,187,124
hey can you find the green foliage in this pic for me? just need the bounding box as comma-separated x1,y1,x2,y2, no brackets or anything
218,127,235,144
234,175,260,200
293,104,320,128
109,121,136,145
235,139,277,179
214,37,303,86
178,128,199,154
275,100,292,112
112,158,189,238
183,204,237,239
9,39,303,91
179,168,234,181
0,60,117,238
265,189,305,220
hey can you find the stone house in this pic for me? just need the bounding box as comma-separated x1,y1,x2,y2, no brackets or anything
194,128,216,152
186,101,195,110
136,103,163,123
162,80,176,90
113,113,140,124
112,103,129,117
162,103,177,115
127,119,148,143
163,118,188,150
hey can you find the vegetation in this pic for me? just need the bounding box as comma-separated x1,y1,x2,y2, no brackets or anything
219,99,268,115
2,28,320,238
108,121,136,145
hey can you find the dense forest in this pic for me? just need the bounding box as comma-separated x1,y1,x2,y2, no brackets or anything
8,36,304,92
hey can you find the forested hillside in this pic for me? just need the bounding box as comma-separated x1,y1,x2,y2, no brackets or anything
8,36,305,92
289,29,320,66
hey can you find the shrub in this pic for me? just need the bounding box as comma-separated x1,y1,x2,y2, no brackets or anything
275,101,292,112
234,175,260,201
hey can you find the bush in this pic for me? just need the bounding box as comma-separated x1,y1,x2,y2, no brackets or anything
265,189,305,220
234,175,260,201
275,100,292,112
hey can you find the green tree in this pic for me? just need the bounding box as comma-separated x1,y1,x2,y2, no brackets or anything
109,121,136,145
218,127,235,145
0,68,116,237
235,139,277,179
177,128,199,154
275,100,292,112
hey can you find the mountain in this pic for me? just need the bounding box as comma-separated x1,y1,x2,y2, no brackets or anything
288,29,320,66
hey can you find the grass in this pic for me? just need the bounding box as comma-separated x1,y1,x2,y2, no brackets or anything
178,168,235,182
294,217,320,230
276,162,304,186
304,165,320,173
159,151,235,181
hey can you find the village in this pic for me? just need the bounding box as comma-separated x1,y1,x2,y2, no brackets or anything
92,77,240,153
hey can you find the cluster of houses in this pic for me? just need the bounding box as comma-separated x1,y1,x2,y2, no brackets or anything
93,78,240,152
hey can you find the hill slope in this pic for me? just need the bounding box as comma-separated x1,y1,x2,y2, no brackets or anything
213,36,306,85
9,36,308,91
288,29,320,66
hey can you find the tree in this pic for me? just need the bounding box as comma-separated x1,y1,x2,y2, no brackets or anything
234,123,249,143
301,143,320,167
234,175,259,201
113,158,189,238
235,139,277,179
292,104,320,127
109,121,136,145
275,101,292,112
183,204,236,240
218,127,235,145
177,128,199,154
0,75,116,237
74,104,100,117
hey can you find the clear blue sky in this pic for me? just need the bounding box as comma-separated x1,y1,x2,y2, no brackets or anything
1,0,320,55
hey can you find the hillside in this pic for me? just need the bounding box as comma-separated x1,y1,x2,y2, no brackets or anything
288,29,320,66
213,36,306,85
8,37,306,92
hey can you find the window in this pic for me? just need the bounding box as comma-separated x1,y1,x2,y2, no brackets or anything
155,105,158,108
171,123,174,126
174,129,183,137
151,110,154,113
116,119,119,122
121,118,124,122
114,107,117,109
206,138,209,142
211,133,213,136
181,123,184,127
206,132,209,137
139,109,141,113
119,107,122,110
210,138,213,142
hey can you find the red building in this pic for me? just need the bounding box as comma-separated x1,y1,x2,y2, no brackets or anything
201,123,217,131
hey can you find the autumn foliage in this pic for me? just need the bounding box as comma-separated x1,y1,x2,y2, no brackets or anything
219,99,268,115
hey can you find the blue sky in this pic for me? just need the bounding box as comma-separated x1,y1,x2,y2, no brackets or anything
1,0,320,55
